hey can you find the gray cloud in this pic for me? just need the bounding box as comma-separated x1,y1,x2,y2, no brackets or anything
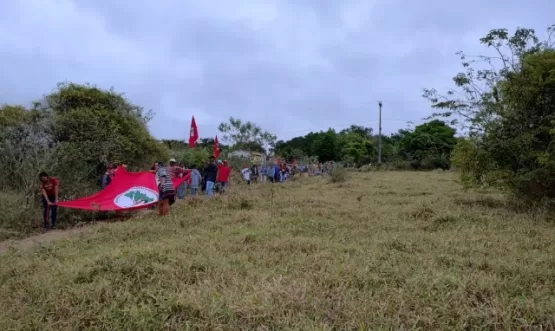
0,0,553,140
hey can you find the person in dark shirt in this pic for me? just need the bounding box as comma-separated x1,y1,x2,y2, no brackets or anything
101,163,116,188
251,164,259,183
203,155,218,197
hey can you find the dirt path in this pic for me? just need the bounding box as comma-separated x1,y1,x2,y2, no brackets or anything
0,213,141,255
0,226,92,255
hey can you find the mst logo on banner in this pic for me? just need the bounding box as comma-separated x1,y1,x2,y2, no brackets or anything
113,186,158,208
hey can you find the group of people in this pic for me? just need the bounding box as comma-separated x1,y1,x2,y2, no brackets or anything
151,155,233,216
37,157,338,229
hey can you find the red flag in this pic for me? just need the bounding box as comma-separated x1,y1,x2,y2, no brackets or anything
214,135,221,158
189,116,199,148
58,166,189,211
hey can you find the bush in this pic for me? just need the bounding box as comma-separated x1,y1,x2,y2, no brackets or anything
424,26,555,202
451,139,493,187
451,50,555,199
420,154,451,171
329,167,348,183
0,83,169,237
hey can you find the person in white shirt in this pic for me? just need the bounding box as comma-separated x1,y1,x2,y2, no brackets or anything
241,164,251,185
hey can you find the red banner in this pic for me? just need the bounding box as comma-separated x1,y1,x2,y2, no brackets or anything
189,116,199,148
214,135,220,158
57,166,189,211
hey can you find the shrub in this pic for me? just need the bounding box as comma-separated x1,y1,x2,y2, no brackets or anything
424,26,555,201
329,167,348,183
0,83,168,237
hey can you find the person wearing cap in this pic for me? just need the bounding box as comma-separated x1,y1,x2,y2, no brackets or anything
168,158,187,199
156,161,175,215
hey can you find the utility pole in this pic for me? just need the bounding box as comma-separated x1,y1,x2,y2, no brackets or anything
378,101,383,164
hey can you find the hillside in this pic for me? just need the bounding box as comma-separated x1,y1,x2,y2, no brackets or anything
1,172,554,330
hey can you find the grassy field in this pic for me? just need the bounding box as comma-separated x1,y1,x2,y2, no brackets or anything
1,171,555,330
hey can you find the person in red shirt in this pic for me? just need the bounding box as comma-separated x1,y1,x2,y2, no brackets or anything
39,172,59,231
216,160,231,193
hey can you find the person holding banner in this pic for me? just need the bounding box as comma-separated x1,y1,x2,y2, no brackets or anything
156,162,175,216
39,172,59,231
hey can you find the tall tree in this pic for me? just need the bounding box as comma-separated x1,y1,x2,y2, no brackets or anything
314,129,340,162
425,24,555,198
423,25,555,134
218,117,276,153
399,120,457,160
338,126,375,166
0,82,169,199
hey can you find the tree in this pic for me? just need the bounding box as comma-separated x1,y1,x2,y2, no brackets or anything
0,82,170,233
339,125,372,137
0,104,56,194
0,105,38,126
338,126,375,166
423,25,555,134
161,138,229,163
1,83,168,197
314,129,340,162
218,117,277,153
273,122,455,168
399,120,457,168
424,24,555,198
41,83,168,177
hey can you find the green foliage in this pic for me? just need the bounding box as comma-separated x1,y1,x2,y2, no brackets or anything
160,139,214,168
275,122,456,170
339,126,376,166
0,105,38,126
179,148,211,168
425,24,555,200
329,167,348,183
314,129,340,162
399,120,457,169
0,82,169,235
218,117,277,153
47,83,168,172
162,138,229,155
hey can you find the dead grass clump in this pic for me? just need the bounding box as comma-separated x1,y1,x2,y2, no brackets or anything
329,167,348,183
228,196,253,210
454,196,506,209
410,206,435,221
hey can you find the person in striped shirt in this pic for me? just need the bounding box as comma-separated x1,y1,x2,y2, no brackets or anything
156,162,175,216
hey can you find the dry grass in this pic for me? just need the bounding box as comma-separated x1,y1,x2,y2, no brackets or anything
1,171,555,330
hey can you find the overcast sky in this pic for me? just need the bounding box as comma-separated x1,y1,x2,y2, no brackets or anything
0,1,553,141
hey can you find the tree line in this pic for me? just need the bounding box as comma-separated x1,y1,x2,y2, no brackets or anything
274,120,457,170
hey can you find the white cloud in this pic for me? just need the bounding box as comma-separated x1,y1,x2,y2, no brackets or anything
0,0,553,141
